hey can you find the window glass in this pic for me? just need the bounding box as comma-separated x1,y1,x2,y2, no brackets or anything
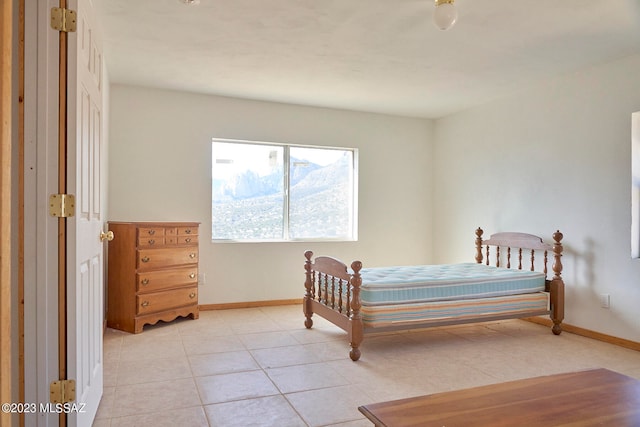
212,139,357,242
212,142,284,240
289,147,355,239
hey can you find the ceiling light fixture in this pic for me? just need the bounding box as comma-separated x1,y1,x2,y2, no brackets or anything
178,0,200,5
433,0,458,31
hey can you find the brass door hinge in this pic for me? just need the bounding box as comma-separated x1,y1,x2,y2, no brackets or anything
50,379,76,404
49,194,76,218
51,7,77,33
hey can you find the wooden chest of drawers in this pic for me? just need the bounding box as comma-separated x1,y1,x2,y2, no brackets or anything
106,221,200,333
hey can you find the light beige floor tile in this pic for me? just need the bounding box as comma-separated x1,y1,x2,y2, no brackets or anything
266,362,350,393
238,330,300,350
484,319,551,336
404,328,466,347
103,330,125,361
176,316,235,337
258,304,302,316
289,327,346,345
230,318,285,334
443,323,510,343
129,320,182,338
195,370,280,404
182,333,245,355
251,344,324,368
91,419,111,427
109,378,200,418
260,306,308,331
351,369,441,402
109,406,208,427
408,360,499,392
286,384,371,427
304,340,355,362
116,356,192,386
214,308,274,322
95,386,115,420
118,337,186,361
188,350,259,377
204,395,307,427
103,359,118,388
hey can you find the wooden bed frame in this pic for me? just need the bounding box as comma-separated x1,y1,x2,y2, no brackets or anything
303,228,565,361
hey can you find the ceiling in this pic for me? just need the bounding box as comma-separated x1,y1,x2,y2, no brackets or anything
93,0,640,118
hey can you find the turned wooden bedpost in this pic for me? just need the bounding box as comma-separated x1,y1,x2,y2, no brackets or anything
550,231,565,335
304,250,314,329
475,228,484,264
349,260,364,361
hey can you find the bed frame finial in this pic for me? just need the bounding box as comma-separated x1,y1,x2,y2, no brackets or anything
552,231,563,280
475,228,484,264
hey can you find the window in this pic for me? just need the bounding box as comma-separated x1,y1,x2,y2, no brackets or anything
212,139,358,241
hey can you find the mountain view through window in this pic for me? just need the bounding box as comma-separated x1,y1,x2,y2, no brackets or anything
212,140,357,241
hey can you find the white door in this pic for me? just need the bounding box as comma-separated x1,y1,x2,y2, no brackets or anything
66,0,105,424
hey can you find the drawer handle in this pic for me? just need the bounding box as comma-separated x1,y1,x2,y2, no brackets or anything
148,239,155,245
185,229,192,234
189,253,196,259
141,278,149,285
189,273,196,279
141,301,149,307
185,237,192,243
141,256,150,263
148,230,155,235
189,292,196,299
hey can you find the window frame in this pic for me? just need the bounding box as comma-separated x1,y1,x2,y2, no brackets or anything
211,138,359,243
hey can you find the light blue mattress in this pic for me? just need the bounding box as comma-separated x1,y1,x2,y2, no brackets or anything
358,263,546,306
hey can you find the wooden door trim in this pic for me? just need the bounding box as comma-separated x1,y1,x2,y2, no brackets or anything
18,0,25,425
0,0,14,426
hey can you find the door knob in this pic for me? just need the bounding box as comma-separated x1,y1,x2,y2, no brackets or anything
100,230,114,242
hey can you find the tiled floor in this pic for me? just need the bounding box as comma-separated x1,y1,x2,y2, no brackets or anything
93,305,640,426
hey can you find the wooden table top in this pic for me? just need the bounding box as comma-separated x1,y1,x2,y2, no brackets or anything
358,368,640,426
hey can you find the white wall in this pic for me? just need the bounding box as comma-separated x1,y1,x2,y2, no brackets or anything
433,54,640,342
108,85,434,304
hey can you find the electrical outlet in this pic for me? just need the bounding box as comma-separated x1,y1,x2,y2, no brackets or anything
198,272,205,286
599,293,610,309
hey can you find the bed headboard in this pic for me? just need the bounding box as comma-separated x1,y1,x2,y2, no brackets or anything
474,228,563,281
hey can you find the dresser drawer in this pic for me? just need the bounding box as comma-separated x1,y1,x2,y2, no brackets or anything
138,227,165,239
138,236,165,247
177,235,198,245
137,247,198,270
137,266,198,292
136,286,198,315
178,226,197,236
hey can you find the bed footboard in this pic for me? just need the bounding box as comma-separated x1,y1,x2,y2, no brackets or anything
476,228,565,335
304,251,364,361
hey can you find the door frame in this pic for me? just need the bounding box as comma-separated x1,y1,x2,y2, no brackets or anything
0,0,14,424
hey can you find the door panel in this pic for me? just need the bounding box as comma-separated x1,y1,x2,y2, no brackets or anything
66,0,104,425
